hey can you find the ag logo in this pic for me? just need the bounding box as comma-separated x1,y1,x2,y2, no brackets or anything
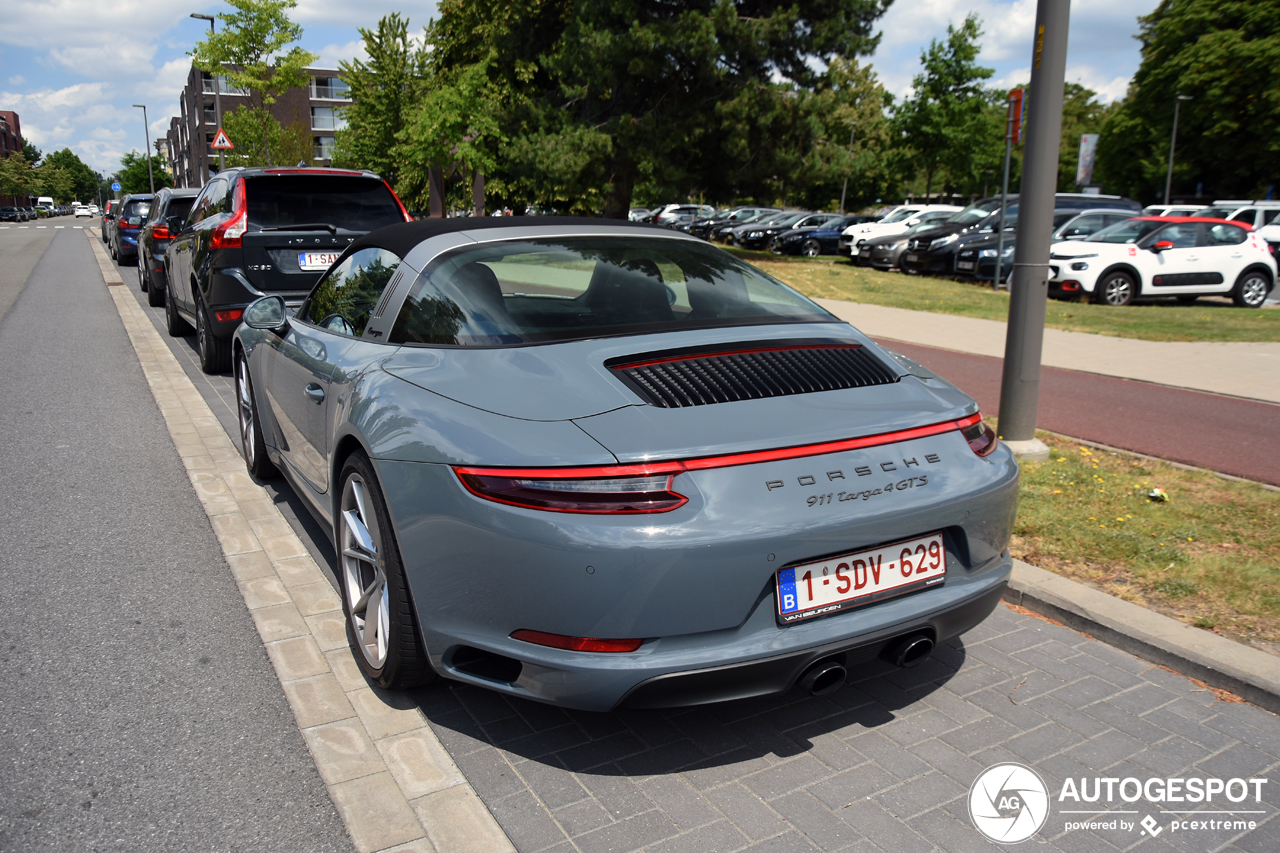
969,763,1050,843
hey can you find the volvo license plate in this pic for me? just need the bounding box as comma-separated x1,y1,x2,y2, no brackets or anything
299,251,341,271
776,533,946,624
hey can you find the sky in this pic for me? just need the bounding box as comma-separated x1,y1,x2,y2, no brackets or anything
0,0,1160,177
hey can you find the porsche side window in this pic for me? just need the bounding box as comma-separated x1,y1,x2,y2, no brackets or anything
305,247,402,338
1205,224,1247,246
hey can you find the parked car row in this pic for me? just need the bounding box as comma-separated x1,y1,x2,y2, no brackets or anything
838,195,1277,308
1,205,46,221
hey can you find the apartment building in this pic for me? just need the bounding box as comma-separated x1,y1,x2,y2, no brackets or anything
165,65,350,188
0,110,30,206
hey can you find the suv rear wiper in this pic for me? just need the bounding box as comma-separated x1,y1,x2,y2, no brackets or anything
258,223,338,234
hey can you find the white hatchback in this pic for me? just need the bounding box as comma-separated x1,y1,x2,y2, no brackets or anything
1047,217,1276,308
74,206,91,217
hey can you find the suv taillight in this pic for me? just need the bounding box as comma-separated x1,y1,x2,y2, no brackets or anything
152,225,170,239
211,177,247,249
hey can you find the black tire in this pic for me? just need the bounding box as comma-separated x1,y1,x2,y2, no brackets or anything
196,296,233,374
1232,269,1271,308
146,268,165,307
109,240,117,261
800,239,821,258
137,257,148,292
336,452,434,689
1095,270,1136,306
235,351,278,480
1176,295,1198,305
165,279,192,336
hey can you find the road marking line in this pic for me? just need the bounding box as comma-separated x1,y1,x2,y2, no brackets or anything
86,231,513,853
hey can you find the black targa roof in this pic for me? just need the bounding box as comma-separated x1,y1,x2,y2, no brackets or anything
347,216,666,259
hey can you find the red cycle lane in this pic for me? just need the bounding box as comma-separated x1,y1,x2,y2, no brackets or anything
880,339,1280,487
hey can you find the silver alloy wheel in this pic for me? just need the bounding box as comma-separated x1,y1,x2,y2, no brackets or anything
236,356,256,469
341,474,389,669
1101,273,1134,306
1240,273,1269,307
137,258,146,291
801,239,821,257
197,300,209,358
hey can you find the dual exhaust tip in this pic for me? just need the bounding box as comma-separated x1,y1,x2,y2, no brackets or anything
797,633,935,697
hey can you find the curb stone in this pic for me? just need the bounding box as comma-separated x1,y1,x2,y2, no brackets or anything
1005,559,1280,715
86,232,515,853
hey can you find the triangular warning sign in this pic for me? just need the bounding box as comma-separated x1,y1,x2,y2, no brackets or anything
211,128,234,150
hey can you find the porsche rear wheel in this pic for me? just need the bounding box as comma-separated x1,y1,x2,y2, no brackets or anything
1096,271,1136,306
338,453,434,689
236,352,277,480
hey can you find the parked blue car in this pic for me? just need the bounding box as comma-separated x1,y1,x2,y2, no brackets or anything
771,215,869,256
110,193,155,265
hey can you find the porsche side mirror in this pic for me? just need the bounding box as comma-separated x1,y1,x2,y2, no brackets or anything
1151,240,1174,253
243,295,289,332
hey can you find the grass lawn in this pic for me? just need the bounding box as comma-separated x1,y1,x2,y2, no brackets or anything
733,249,1280,343
1012,431,1280,648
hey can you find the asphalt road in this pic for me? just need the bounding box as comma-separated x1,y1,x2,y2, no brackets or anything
0,225,353,852
883,341,1280,487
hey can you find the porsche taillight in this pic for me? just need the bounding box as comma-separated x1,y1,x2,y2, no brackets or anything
455,470,687,514
962,416,998,457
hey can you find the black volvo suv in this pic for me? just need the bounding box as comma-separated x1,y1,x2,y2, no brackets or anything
164,167,411,373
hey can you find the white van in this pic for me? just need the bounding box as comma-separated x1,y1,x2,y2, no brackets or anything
36,196,55,212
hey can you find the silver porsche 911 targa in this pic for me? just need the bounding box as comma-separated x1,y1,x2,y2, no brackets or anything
233,217,1018,711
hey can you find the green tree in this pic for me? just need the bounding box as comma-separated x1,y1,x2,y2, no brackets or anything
43,147,102,201
0,153,37,200
333,13,429,189
36,165,74,202
889,14,998,198
117,151,174,194
22,141,42,166
189,0,318,167
1095,0,1280,201
420,0,894,217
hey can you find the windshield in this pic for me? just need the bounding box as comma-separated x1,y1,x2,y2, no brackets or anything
390,237,833,347
948,199,1004,226
879,208,920,224
1086,219,1166,244
245,176,404,232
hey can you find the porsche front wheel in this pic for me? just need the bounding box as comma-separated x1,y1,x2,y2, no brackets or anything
337,453,434,689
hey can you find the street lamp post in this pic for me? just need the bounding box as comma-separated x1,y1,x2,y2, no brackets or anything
190,13,224,175
1164,94,1193,205
132,104,155,194
838,123,855,214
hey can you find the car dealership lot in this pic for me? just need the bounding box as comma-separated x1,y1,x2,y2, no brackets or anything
83,227,1280,851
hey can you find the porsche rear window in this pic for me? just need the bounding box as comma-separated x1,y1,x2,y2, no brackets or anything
389,237,833,346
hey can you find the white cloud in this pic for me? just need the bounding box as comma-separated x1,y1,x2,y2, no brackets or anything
314,39,367,70
292,0,439,29
8,75,25,86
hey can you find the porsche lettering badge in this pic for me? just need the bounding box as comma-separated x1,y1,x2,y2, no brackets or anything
765,453,942,492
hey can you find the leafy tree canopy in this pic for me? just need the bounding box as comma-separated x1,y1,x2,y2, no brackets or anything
43,148,101,202
417,0,894,217
118,151,174,194
1095,0,1280,201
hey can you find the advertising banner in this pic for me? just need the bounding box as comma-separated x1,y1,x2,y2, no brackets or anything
1077,133,1100,185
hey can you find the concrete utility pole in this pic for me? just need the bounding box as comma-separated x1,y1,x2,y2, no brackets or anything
1164,94,1193,205
132,104,155,194
996,0,1070,461
838,123,855,214
191,13,224,175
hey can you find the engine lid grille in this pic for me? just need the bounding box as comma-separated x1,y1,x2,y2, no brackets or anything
607,339,900,409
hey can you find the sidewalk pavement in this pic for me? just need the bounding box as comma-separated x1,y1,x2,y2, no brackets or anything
815,298,1280,404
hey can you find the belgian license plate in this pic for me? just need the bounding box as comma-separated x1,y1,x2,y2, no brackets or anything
299,251,340,271
776,533,946,624
905,253,919,262
957,260,975,270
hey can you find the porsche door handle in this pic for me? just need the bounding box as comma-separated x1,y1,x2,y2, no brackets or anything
304,383,325,403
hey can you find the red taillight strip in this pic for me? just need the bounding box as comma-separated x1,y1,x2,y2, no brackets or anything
453,413,982,480
511,630,643,653
614,343,862,371
384,181,413,222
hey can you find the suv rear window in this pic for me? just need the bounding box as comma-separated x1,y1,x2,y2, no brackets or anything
164,196,196,223
244,176,404,232
390,236,832,347
120,199,152,225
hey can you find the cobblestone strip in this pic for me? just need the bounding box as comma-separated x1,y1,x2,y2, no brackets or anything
87,232,515,853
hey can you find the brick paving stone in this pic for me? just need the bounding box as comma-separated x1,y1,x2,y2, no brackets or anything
409,603,1280,853
874,771,965,820
772,791,865,850
704,783,790,841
